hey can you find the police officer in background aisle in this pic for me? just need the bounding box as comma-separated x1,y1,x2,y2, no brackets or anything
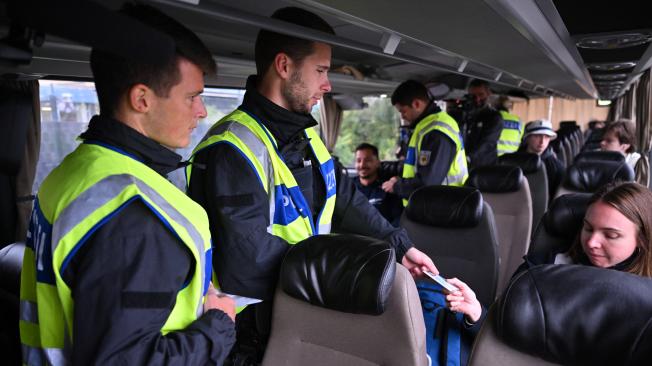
186,6,438,363
19,4,235,365
382,80,469,206
495,95,524,156
464,79,504,167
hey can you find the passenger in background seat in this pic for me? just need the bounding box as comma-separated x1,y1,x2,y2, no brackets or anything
517,182,652,277
519,119,564,199
353,143,403,226
601,120,641,170
383,80,469,205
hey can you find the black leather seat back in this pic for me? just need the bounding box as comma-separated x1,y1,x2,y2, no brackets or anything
574,150,625,164
401,186,499,306
555,160,634,198
528,194,591,263
497,265,652,365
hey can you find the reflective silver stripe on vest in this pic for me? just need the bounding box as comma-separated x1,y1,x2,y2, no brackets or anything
498,140,520,147
206,121,277,233
20,300,39,323
22,345,69,366
318,223,331,235
204,121,273,190
50,174,207,318
445,152,468,185
22,345,44,366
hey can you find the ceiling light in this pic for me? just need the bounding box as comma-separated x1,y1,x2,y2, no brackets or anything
597,99,612,106
576,31,652,49
586,62,637,71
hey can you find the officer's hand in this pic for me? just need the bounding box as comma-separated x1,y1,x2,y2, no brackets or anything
401,247,438,278
381,176,398,193
204,283,236,322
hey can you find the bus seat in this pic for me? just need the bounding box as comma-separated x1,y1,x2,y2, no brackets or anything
528,194,591,264
469,264,652,366
0,242,25,366
499,152,548,235
561,137,574,168
550,139,567,168
465,166,532,297
574,150,625,164
401,186,499,306
555,160,634,198
262,234,428,366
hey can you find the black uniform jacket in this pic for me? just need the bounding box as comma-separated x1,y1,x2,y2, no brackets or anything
393,103,456,199
187,76,413,301
464,106,504,167
61,115,235,365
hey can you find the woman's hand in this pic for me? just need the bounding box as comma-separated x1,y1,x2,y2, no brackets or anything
445,277,482,323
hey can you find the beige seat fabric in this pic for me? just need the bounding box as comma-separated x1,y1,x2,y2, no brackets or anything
481,178,532,296
262,264,428,366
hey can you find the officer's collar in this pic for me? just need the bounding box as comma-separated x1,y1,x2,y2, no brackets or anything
80,115,183,177
412,101,441,128
241,75,318,148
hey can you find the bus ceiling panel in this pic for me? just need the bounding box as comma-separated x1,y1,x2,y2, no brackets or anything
150,0,548,95
291,0,594,98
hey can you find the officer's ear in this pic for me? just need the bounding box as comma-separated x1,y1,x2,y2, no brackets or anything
411,98,425,112
273,52,293,80
127,83,154,114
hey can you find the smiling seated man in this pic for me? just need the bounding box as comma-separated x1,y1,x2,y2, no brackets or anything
353,143,403,227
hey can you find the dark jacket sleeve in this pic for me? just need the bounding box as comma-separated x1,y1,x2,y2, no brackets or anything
63,201,235,365
394,130,456,199
332,160,413,261
468,111,503,167
188,143,290,301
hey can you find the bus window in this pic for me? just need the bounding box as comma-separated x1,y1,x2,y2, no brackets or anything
35,80,245,191
332,95,400,167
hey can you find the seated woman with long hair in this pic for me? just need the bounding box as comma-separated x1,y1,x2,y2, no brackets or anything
519,182,652,277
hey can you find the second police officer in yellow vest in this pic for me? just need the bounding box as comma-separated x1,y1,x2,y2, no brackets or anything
382,80,469,205
496,95,524,156
186,7,439,360
19,4,236,365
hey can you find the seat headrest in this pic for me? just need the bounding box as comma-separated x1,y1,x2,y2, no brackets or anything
280,234,395,315
0,242,25,296
498,152,542,174
406,186,483,228
564,160,634,192
465,165,523,193
498,265,652,365
574,150,625,163
543,193,592,238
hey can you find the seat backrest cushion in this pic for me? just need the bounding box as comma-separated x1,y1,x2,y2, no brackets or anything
262,264,428,366
281,234,395,315
529,193,591,262
402,200,499,306
497,265,652,365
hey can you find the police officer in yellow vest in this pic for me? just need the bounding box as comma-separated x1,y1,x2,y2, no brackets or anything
19,4,235,365
186,7,438,359
496,95,524,156
382,80,469,205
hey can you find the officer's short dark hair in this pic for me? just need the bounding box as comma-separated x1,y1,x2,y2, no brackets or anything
355,143,379,158
255,7,335,76
468,79,490,89
90,3,216,116
391,80,430,106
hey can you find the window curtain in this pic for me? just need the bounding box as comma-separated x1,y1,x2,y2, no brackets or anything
634,70,651,186
318,94,343,152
